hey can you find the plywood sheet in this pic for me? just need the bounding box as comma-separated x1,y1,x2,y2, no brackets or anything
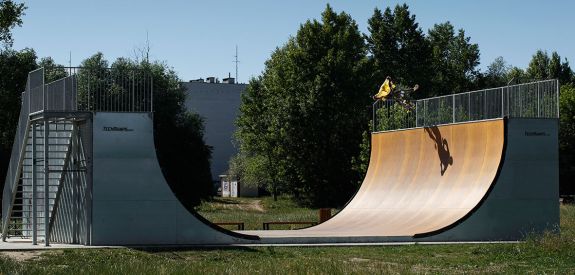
251,119,505,238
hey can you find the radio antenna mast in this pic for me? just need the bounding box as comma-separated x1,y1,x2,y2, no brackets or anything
233,45,240,83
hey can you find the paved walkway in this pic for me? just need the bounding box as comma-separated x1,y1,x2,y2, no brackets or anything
0,239,520,251
0,239,117,251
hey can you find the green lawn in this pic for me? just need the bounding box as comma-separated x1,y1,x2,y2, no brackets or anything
0,201,574,274
195,196,338,230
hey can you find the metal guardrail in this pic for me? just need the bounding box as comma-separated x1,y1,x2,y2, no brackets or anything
373,79,559,132
28,67,153,113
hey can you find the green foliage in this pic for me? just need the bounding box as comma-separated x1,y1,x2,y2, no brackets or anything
350,127,371,185
526,50,573,84
560,84,575,195
77,53,213,207
366,4,432,98
0,0,25,48
0,48,37,207
144,59,214,207
38,57,67,83
228,152,271,191
234,76,285,200
428,22,480,95
506,66,528,85
527,50,551,80
482,56,511,87
236,5,370,207
374,103,415,131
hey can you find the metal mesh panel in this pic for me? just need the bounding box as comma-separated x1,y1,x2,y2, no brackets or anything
75,67,153,112
50,121,89,244
28,68,45,113
374,79,559,132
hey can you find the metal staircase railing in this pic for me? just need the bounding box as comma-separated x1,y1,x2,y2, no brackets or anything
2,66,151,245
1,69,41,242
4,122,74,242
1,68,89,245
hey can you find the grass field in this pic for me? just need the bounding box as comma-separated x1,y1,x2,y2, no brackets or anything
195,196,337,230
0,198,574,274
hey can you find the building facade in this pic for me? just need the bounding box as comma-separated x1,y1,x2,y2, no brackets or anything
182,80,247,184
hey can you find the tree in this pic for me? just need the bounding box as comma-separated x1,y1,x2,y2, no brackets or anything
236,5,370,206
77,53,214,207
559,84,575,195
483,56,511,87
527,50,551,80
0,0,26,48
526,50,573,84
38,57,67,83
559,58,574,85
428,22,480,95
235,76,285,200
506,66,528,85
142,58,214,208
366,4,432,98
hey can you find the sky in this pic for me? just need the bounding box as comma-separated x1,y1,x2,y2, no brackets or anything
11,1,575,84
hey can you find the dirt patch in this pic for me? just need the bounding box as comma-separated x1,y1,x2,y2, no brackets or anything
247,200,264,212
216,199,264,212
349,257,370,262
0,250,58,262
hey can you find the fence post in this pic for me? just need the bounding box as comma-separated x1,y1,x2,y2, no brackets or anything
557,80,560,118
501,88,504,118
32,123,37,245
468,93,471,120
372,101,376,132
537,82,540,117
42,69,46,111
415,101,419,127
452,95,455,123
43,120,50,246
28,74,32,113
483,90,486,119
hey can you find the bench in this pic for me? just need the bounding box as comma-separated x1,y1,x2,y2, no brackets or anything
213,222,245,230
262,221,317,230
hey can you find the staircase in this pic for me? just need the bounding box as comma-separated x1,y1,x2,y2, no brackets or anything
4,121,74,242
1,68,91,245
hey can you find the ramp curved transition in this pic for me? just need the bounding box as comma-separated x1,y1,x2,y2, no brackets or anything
250,119,505,238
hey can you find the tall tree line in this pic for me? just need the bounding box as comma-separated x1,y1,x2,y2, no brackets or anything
234,4,575,207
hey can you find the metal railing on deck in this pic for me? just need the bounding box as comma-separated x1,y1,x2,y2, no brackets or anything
373,79,559,132
28,67,153,113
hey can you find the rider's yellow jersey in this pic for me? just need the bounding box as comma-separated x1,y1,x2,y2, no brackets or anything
374,79,396,99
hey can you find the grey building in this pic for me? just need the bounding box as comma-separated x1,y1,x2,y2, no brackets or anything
182,80,247,183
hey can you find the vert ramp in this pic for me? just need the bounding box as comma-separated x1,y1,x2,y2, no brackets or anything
90,113,558,245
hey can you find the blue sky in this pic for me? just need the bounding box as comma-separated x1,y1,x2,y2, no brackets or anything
11,1,575,83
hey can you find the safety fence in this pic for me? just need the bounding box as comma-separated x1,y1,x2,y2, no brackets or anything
28,67,153,113
373,79,559,132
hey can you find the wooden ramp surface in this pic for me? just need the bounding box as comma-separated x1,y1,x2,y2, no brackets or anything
250,119,505,238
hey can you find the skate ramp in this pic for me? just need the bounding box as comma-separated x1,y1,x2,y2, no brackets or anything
90,112,256,245
250,119,505,238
